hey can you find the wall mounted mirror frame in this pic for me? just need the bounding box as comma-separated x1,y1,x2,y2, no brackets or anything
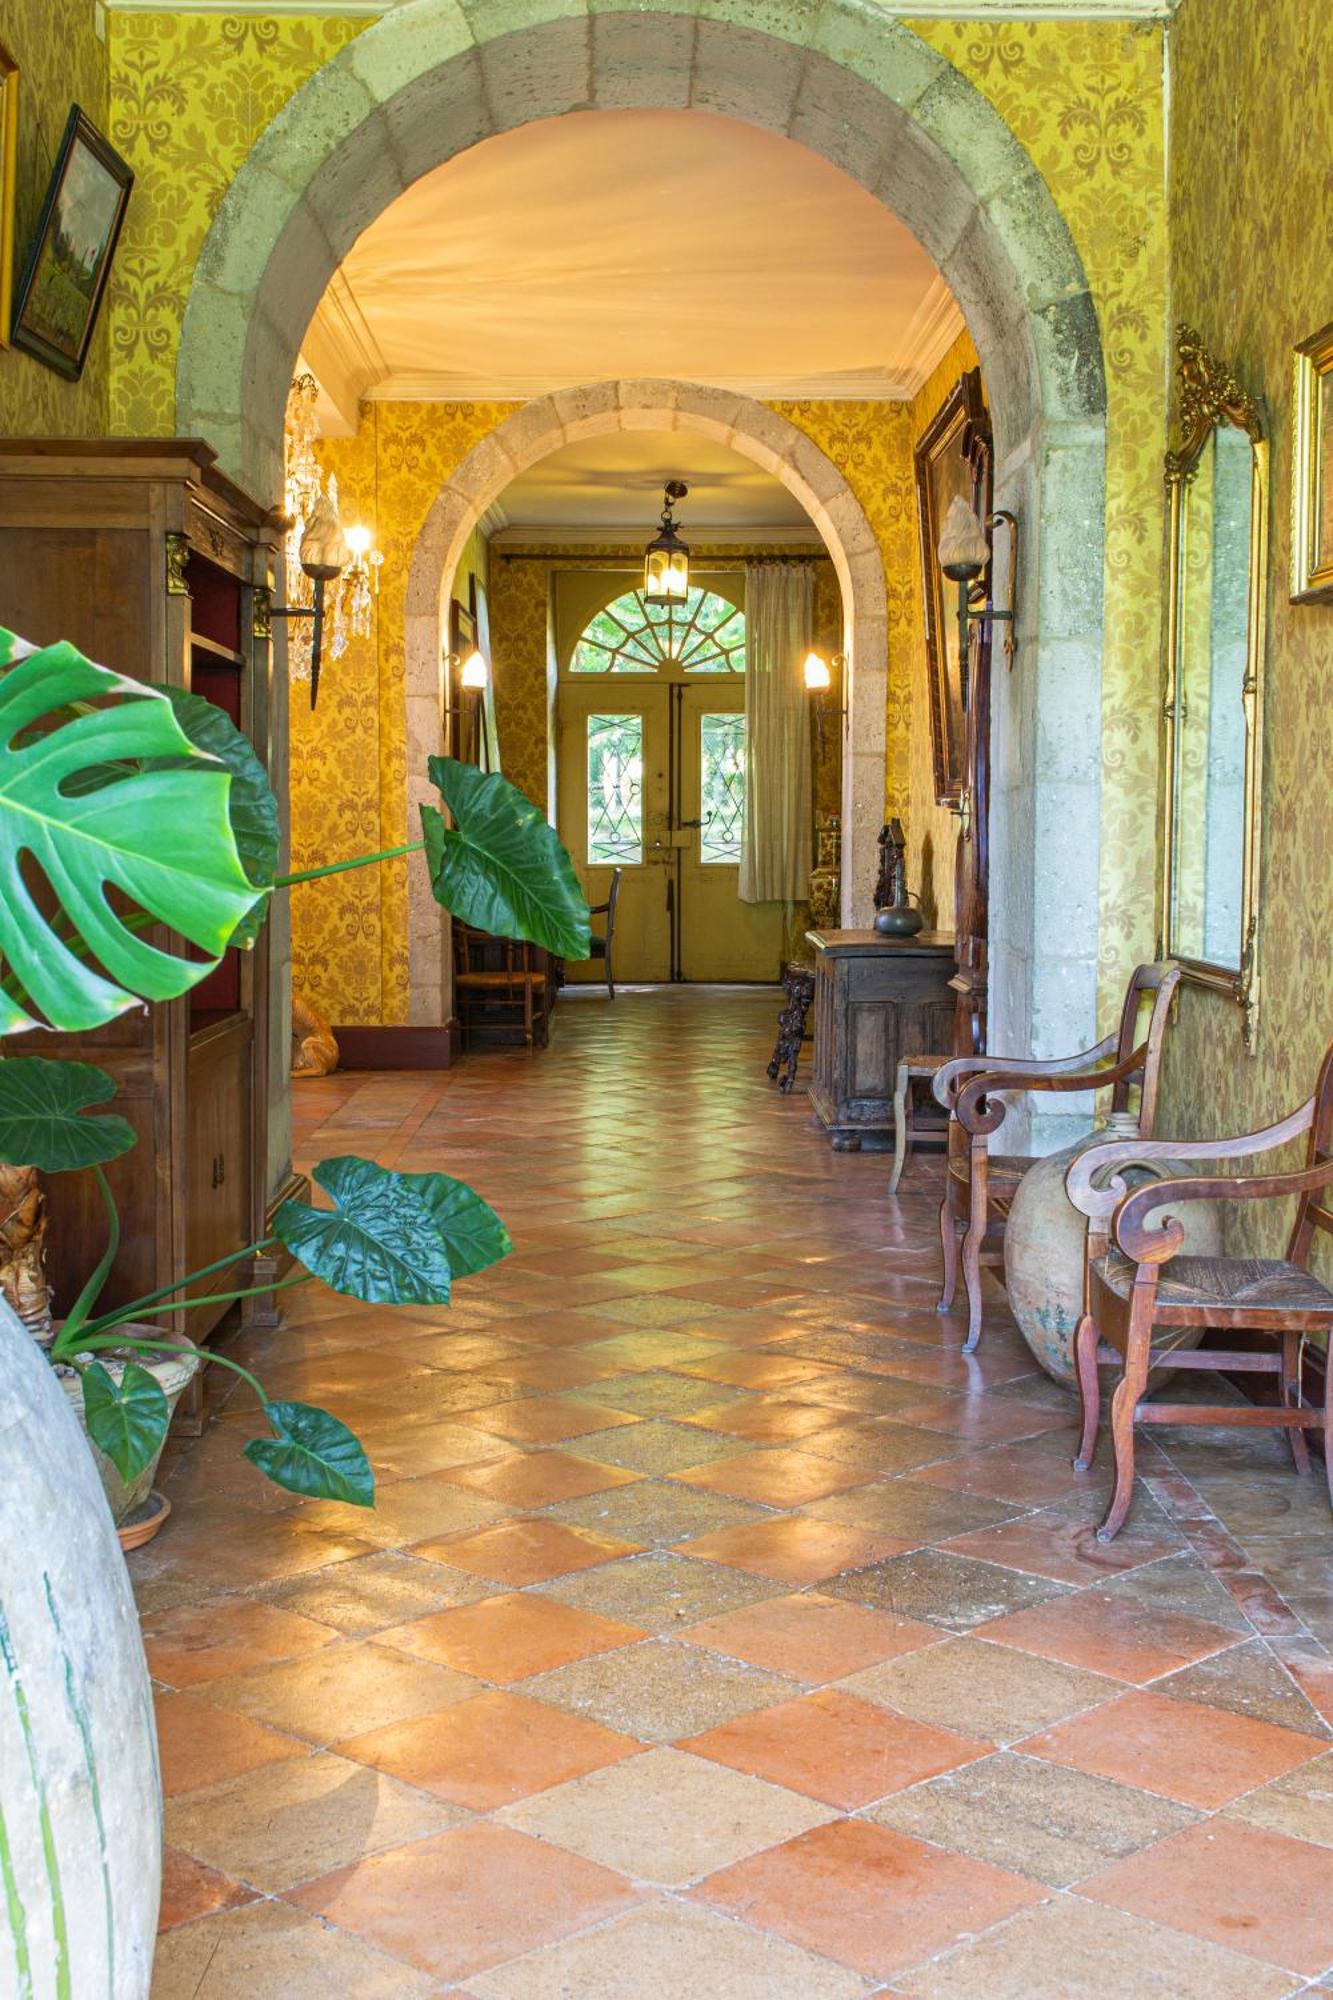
1161,324,1268,1052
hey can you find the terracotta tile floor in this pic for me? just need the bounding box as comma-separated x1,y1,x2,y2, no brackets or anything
143,988,1333,1996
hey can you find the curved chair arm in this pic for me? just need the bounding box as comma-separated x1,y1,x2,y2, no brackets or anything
954,1042,1149,1140
1114,1148,1333,1266
1065,1095,1316,1224
933,1034,1117,1111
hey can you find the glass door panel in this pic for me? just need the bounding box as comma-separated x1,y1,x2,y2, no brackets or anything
557,681,672,983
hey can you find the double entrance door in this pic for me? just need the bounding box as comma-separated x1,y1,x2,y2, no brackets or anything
557,679,784,983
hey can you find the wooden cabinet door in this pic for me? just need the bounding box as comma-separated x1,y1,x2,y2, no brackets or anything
185,1022,253,1338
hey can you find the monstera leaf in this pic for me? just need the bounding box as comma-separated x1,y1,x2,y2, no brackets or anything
0,635,264,1035
422,756,590,959
0,1056,136,1173
272,1155,511,1305
80,1360,170,1485
244,1401,373,1506
155,687,280,947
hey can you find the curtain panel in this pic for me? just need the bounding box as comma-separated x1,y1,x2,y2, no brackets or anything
739,559,814,905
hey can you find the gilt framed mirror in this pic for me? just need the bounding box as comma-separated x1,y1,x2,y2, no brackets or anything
1161,325,1268,1050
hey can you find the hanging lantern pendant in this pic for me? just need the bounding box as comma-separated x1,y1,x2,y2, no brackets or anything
644,479,690,603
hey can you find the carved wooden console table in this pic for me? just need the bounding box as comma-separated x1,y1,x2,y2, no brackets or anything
805,931,955,1151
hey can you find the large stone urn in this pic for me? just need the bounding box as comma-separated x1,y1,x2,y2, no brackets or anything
1004,1118,1223,1386
0,1300,160,1997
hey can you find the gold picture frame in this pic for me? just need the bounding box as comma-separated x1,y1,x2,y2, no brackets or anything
1291,321,1333,603
1161,326,1268,1051
0,43,17,350
912,367,992,809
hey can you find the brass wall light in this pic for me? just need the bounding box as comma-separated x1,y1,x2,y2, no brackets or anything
805,649,847,758
644,480,690,603
937,498,1019,682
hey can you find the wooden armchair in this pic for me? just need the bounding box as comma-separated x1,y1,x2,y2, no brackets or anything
1065,1042,1333,1541
587,868,622,999
933,963,1181,1352
451,921,552,1049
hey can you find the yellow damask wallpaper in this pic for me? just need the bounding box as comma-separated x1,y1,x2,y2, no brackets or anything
104,12,367,435
0,0,110,438
1158,0,1333,1254
913,19,1169,1024
291,400,516,1024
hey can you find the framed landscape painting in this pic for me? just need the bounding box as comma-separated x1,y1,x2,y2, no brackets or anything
11,105,132,379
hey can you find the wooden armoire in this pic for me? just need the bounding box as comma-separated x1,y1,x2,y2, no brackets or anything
0,440,284,1422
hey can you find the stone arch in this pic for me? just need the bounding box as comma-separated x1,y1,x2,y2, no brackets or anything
400,380,888,1022
178,0,1109,1061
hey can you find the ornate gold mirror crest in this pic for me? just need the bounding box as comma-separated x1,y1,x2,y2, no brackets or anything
1161,325,1268,1050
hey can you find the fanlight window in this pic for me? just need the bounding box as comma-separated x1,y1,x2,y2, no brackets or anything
571,587,745,675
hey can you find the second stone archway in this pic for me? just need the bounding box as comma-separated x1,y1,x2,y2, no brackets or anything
401,379,888,1024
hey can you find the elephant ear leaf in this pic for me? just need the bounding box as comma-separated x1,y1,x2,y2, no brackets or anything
0,635,263,1036
81,1361,170,1486
244,1401,373,1506
272,1155,511,1305
154,686,279,948
421,756,590,959
0,1056,136,1172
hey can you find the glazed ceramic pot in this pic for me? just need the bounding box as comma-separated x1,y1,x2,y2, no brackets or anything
0,1299,160,1997
1004,1117,1223,1386
59,1326,198,1526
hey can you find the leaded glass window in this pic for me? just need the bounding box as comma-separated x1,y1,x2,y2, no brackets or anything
699,712,746,865
587,713,643,864
571,587,745,675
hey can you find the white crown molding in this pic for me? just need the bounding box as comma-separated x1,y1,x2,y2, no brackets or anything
898,278,968,397
103,1,1177,16
362,371,918,404
477,501,510,538
490,521,825,547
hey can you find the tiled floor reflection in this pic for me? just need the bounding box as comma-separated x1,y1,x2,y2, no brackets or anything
142,988,1333,1997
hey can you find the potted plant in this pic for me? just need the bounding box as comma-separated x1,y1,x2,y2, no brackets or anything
0,628,589,1998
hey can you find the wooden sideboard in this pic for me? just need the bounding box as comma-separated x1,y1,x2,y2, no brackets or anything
0,439,283,1423
805,930,956,1150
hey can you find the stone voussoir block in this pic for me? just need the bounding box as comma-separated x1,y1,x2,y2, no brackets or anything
338,0,477,106
811,0,948,113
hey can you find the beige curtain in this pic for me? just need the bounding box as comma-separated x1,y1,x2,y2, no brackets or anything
739,560,814,904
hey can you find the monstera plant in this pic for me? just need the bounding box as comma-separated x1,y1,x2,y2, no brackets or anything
0,628,590,1508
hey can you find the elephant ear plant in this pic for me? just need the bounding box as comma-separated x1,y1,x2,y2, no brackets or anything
0,629,590,1508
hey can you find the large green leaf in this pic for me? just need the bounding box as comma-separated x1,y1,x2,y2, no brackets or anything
244,1401,374,1506
154,687,279,948
0,1056,135,1172
272,1154,511,1305
0,634,264,1035
422,756,590,959
80,1360,170,1485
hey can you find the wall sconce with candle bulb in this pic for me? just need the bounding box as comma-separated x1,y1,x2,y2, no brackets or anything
937,498,1018,687
804,649,847,759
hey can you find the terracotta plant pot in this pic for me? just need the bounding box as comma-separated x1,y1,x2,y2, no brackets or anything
0,1298,160,1996
1004,1120,1223,1387
58,1327,199,1527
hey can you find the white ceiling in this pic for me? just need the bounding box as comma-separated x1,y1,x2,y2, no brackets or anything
490,430,815,538
303,108,965,424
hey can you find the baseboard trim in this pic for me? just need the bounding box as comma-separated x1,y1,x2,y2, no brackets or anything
332,1022,461,1069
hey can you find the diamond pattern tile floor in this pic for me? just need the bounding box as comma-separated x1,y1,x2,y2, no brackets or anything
144,990,1333,1994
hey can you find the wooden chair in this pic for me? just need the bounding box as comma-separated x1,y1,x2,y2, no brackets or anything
933,963,1181,1352
587,869,622,998
451,921,552,1049
1065,1042,1333,1541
